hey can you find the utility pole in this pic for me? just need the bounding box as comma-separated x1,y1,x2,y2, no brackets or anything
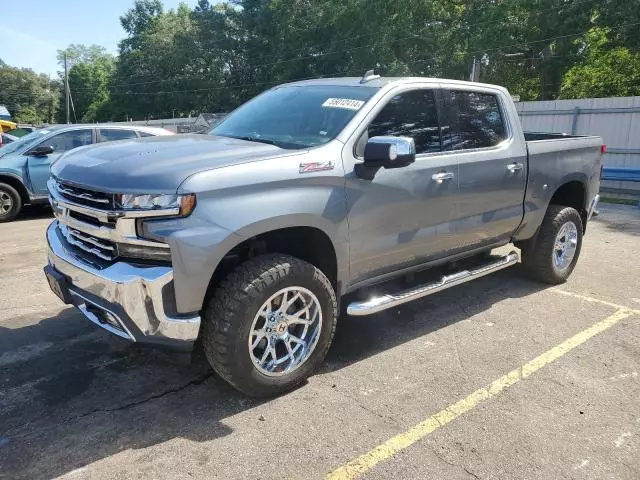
64,53,70,124
470,57,480,82
47,73,53,124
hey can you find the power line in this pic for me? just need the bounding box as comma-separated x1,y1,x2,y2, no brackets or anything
409,20,640,67
91,19,640,97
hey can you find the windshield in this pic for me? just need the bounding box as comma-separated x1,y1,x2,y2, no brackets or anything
0,129,51,155
211,85,378,149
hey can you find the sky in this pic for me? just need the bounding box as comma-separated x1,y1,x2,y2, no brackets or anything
0,0,202,78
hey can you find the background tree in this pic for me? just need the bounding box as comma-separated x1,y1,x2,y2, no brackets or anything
6,0,639,124
560,28,640,98
55,45,115,123
0,60,58,124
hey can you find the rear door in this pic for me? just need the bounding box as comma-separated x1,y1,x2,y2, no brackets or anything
26,128,94,195
343,86,462,286
442,88,527,248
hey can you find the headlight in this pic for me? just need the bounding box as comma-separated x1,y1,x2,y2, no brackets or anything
115,193,196,217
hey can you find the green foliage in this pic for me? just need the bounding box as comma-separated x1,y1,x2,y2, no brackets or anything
5,0,640,122
13,106,42,124
57,44,112,70
105,0,639,118
560,28,640,98
0,63,58,124
55,46,115,123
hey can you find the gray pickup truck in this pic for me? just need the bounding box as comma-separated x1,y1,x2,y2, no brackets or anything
44,74,602,396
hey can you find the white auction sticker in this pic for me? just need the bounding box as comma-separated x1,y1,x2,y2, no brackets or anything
322,98,365,110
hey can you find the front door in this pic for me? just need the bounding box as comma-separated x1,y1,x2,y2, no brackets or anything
26,128,94,195
442,89,527,248
343,87,461,287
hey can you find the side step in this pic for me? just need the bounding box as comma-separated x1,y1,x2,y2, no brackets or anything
347,252,519,316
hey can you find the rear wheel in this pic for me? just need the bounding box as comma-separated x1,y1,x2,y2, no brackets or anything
202,254,338,397
0,183,22,223
520,205,583,284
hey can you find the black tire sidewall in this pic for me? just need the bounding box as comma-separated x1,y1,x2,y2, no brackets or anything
204,256,337,397
241,269,335,392
522,205,583,284
0,183,22,222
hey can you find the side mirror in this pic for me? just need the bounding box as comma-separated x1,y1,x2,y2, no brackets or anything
363,136,416,169
27,145,55,157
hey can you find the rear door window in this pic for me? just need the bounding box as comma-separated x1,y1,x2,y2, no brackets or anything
98,129,139,142
442,91,507,150
366,89,441,155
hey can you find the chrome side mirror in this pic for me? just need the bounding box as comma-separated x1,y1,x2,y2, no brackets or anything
363,136,416,169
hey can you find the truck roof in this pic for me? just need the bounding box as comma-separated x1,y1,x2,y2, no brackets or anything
281,76,508,92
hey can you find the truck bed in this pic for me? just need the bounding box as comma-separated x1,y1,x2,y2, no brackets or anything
514,132,603,241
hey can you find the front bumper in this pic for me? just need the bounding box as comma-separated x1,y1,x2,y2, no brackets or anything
45,220,200,351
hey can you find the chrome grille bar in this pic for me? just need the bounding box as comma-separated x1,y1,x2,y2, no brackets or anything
57,184,111,204
59,224,116,261
68,228,115,251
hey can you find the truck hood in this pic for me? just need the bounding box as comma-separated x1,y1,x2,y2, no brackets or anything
51,134,297,192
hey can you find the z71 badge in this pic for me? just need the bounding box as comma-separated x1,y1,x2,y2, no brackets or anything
299,161,335,174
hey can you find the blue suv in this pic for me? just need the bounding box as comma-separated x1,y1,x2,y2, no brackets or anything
0,124,173,221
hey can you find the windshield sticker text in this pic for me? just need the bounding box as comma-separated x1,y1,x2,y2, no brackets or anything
322,98,365,110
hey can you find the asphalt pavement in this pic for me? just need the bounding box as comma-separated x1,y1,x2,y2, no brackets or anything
1,204,639,480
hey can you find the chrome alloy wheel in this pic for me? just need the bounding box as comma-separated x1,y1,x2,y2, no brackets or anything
553,221,578,270
0,191,13,215
248,286,322,377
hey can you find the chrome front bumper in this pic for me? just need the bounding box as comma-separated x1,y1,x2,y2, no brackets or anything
45,220,200,351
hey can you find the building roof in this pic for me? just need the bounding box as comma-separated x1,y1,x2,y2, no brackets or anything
196,113,226,124
0,105,11,121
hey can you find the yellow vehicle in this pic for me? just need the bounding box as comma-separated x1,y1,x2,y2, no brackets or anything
0,119,17,133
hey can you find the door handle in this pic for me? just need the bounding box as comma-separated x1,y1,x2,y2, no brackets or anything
507,162,524,173
432,172,455,184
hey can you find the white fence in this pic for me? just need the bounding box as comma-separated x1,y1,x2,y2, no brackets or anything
515,96,640,194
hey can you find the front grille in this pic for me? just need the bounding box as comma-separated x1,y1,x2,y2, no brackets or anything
59,224,117,262
56,180,114,209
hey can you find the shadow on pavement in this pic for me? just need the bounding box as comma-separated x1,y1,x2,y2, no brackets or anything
0,266,546,479
11,204,53,223
593,203,640,237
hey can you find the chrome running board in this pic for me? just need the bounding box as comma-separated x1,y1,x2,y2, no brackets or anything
347,252,519,316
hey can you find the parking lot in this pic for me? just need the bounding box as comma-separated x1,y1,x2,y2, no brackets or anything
0,203,639,480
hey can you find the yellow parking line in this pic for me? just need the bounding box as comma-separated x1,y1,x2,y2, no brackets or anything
551,289,640,315
326,308,634,480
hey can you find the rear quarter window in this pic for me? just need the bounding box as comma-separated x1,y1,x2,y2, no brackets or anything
98,129,139,142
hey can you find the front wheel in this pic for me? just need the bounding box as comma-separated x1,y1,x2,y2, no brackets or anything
202,254,338,397
0,183,22,223
520,205,583,284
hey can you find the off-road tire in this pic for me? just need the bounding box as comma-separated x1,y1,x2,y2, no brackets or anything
0,182,22,223
520,205,583,284
202,254,338,397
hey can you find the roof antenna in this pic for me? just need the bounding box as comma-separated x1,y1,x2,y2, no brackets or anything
360,69,380,84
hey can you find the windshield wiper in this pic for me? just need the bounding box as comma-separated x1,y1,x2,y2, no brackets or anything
227,135,281,147
220,134,311,150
